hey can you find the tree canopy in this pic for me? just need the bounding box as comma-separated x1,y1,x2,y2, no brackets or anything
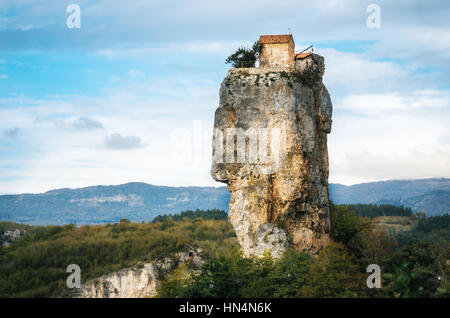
225,41,262,68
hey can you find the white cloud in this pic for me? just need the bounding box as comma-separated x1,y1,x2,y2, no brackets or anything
337,90,449,115
104,133,147,150
329,98,450,185
127,69,146,79
3,127,20,138
320,48,413,95
372,26,450,61
331,150,450,185
94,40,249,60
73,117,103,130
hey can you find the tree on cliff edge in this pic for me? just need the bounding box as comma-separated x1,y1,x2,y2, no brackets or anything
225,41,262,68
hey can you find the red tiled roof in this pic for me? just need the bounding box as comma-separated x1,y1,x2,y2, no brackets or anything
259,34,294,44
295,52,313,59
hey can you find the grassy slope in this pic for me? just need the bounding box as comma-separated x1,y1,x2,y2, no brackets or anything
0,219,238,297
373,216,418,235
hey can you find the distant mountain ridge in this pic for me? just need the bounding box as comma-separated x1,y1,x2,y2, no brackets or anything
329,178,449,216
329,178,449,203
0,178,448,225
0,183,230,225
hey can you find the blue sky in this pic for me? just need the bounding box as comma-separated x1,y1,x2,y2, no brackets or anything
0,0,449,194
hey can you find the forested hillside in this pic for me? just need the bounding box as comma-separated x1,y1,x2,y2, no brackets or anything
0,216,238,297
340,203,414,218
329,178,449,216
0,206,448,298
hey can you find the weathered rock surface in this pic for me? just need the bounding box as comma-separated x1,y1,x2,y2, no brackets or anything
1,228,25,247
211,54,333,257
74,247,204,298
75,263,159,298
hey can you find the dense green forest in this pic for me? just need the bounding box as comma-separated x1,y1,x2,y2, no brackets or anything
159,205,449,298
341,203,414,218
0,204,448,298
396,213,450,247
152,209,228,223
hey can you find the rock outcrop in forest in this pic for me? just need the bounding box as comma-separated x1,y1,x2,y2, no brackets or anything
73,248,204,298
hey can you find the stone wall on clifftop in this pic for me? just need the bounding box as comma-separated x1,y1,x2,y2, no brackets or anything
211,54,333,258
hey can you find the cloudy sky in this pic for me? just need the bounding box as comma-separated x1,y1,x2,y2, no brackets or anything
0,0,449,194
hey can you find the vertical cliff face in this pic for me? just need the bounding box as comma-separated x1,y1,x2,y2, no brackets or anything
211,54,333,258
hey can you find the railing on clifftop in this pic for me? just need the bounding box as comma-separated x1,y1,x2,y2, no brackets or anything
232,60,258,68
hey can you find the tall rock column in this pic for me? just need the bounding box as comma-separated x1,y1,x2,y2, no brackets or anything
211,54,333,258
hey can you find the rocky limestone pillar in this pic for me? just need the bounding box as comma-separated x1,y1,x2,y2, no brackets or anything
211,54,333,258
